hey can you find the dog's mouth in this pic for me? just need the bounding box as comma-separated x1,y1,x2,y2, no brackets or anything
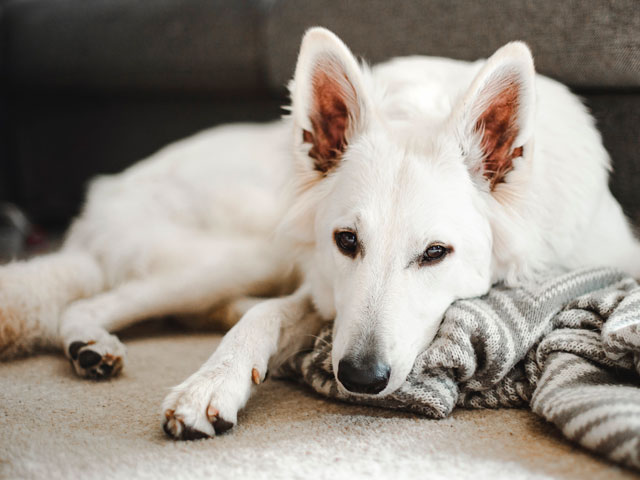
335,376,402,398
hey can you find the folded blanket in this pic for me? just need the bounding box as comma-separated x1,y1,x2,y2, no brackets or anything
280,268,640,471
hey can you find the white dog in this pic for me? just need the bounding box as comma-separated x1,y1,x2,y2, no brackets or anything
1,28,639,440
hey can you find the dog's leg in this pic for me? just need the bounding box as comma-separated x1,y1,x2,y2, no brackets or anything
0,250,104,359
162,287,320,440
185,295,270,332
59,239,291,379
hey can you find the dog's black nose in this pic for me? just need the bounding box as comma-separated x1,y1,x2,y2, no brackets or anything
337,357,391,394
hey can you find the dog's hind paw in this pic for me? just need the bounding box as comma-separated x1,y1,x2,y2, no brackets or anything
66,333,125,379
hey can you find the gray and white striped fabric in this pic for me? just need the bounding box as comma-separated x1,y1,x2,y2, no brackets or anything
281,268,640,470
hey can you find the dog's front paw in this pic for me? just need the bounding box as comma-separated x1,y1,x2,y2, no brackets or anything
162,365,258,440
65,333,125,379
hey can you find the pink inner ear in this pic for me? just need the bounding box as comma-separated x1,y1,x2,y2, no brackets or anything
303,65,352,173
475,82,523,190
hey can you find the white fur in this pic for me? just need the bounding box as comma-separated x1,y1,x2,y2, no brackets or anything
1,28,638,439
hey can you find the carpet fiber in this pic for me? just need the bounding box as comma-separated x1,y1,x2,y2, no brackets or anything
1,329,637,479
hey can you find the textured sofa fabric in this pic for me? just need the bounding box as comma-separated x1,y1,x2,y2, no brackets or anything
1,0,639,226
264,0,640,90
4,0,267,93
588,94,640,222
7,0,639,92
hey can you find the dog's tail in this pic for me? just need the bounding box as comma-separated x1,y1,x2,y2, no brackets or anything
0,250,104,360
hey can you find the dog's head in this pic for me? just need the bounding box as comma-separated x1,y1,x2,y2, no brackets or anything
284,28,535,396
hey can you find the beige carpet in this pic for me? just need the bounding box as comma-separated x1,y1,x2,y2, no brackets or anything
1,328,637,480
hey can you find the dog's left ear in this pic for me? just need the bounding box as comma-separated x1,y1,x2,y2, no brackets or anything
452,42,535,190
290,27,371,175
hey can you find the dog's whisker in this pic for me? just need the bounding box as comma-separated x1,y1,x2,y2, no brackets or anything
278,347,315,366
303,333,332,349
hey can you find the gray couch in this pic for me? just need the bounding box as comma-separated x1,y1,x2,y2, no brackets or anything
1,0,639,227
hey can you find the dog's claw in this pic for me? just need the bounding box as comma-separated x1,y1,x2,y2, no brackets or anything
206,405,219,422
251,367,261,385
163,413,186,439
206,405,234,434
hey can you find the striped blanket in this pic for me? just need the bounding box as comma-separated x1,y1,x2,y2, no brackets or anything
282,268,640,470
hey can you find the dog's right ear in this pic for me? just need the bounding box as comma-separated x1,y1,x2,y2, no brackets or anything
290,28,370,175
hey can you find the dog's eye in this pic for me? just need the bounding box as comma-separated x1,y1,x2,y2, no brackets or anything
335,230,358,257
421,244,449,265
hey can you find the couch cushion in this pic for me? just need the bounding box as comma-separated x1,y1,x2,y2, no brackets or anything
264,0,640,91
4,0,266,93
586,93,640,223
